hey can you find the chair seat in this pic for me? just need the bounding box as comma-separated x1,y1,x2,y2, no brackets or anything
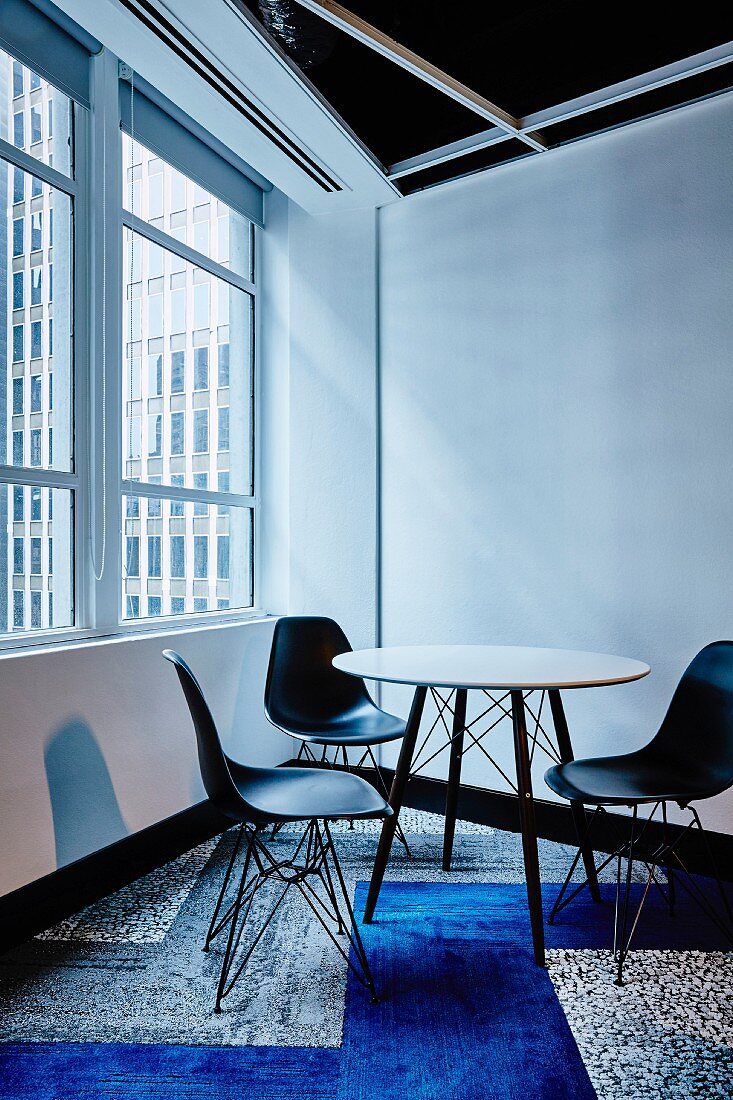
276,707,407,748
545,751,724,807
227,760,392,823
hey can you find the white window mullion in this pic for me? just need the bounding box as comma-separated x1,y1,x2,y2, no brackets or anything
87,48,122,632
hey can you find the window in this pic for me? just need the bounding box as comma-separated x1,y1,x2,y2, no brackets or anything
194,347,209,390
217,535,229,579
148,414,162,456
193,409,208,453
0,31,260,645
170,536,185,577
125,537,140,577
30,429,42,466
31,321,42,359
12,325,23,362
30,538,42,574
31,211,42,251
148,353,162,396
218,406,229,452
194,535,208,578
31,105,42,144
13,272,24,309
31,267,42,305
170,350,185,393
13,218,23,256
170,411,184,455
148,536,162,578
218,342,230,387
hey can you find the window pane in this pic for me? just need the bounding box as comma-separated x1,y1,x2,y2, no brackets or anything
0,486,73,634
122,134,252,278
121,496,252,619
2,161,73,472
122,229,253,492
0,49,73,177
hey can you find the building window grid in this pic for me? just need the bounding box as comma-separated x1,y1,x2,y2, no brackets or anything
121,135,255,623
3,58,68,637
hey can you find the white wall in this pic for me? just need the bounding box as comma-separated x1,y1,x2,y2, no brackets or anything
286,202,379,648
378,93,733,834
0,618,288,896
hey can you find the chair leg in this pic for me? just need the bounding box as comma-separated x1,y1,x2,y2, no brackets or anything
612,806,661,986
662,802,676,916
204,824,244,952
208,818,380,1012
215,829,256,1012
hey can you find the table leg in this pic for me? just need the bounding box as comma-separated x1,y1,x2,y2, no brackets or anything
511,690,546,967
442,688,468,871
363,685,427,924
548,689,601,903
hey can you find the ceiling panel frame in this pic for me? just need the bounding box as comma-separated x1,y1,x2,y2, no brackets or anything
387,41,733,181
292,0,549,153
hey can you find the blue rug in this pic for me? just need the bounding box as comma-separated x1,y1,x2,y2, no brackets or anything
0,879,729,1099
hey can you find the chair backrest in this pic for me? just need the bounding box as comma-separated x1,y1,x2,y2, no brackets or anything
265,616,374,734
162,649,244,819
650,641,733,795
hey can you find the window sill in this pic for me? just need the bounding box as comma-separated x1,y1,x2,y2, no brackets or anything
0,609,277,661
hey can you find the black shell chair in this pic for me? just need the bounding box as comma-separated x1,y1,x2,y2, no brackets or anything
265,616,410,851
545,641,733,984
163,649,390,1011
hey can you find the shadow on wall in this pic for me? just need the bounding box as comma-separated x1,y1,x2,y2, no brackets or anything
44,719,128,868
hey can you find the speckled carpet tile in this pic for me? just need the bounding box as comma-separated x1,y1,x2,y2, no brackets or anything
0,810,731,1099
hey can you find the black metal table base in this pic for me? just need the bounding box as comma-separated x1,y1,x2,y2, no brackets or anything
363,686,600,968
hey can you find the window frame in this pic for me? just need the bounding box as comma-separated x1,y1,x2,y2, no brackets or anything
0,62,84,648
0,43,262,653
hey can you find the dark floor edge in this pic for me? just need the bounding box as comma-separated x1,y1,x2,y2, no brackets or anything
0,800,229,953
284,759,733,884
1,766,730,952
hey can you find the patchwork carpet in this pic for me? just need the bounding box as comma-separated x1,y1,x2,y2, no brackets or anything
0,810,730,1099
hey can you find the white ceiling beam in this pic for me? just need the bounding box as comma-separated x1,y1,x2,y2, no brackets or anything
521,41,733,132
291,0,548,153
388,127,511,180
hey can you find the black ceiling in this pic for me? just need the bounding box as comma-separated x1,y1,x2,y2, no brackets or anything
240,1,733,192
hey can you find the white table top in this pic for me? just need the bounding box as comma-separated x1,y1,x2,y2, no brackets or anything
333,645,650,691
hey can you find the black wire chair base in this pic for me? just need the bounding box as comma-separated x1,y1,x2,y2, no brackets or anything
548,801,733,985
204,819,379,1013
293,741,412,857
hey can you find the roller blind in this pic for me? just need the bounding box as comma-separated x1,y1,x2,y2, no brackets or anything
0,0,98,108
120,81,268,228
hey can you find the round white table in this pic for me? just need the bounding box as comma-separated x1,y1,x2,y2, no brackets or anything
334,645,650,966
